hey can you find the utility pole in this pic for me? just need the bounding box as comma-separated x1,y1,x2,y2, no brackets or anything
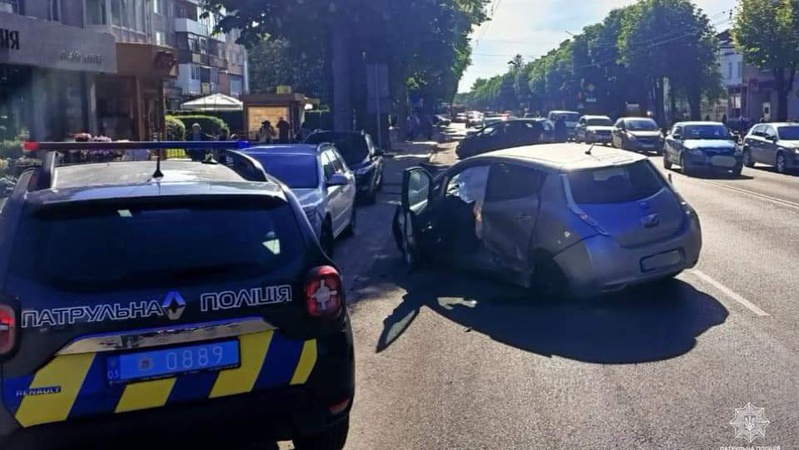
331,21,353,130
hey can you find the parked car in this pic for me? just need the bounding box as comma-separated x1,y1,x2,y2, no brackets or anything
456,119,547,159
663,122,743,176
454,113,468,123
305,130,385,203
242,144,357,256
741,122,799,174
393,144,702,299
0,141,354,450
575,115,615,145
546,110,581,139
433,115,452,127
612,117,664,153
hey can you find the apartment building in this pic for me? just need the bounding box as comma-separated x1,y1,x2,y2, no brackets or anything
0,0,117,140
83,0,249,139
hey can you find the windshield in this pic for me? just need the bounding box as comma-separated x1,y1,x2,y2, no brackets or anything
305,132,370,165
682,124,732,140
626,119,659,131
567,161,665,204
777,126,799,140
586,118,613,127
251,154,320,189
10,198,302,291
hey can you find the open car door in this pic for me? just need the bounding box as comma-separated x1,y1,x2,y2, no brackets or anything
394,167,434,270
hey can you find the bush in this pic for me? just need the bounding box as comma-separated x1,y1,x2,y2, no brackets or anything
0,140,23,160
165,116,186,141
172,115,228,137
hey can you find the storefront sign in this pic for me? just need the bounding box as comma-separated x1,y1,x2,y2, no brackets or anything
0,28,20,50
0,13,116,73
60,50,104,65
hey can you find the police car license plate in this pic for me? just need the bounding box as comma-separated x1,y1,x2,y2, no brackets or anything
641,250,683,272
107,340,240,384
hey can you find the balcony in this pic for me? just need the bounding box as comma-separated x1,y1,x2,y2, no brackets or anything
178,50,209,65
174,18,209,37
209,55,228,70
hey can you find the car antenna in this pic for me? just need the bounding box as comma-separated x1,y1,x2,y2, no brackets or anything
152,151,164,179
585,143,596,155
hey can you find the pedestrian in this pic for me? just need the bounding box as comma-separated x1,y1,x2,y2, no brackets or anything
406,114,415,141
217,128,230,141
554,116,568,143
276,117,292,144
721,114,728,127
185,123,210,161
258,121,276,143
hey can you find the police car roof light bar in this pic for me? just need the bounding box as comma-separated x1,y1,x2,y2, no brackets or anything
22,140,252,153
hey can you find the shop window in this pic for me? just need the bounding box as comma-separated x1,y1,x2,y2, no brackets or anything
86,0,106,24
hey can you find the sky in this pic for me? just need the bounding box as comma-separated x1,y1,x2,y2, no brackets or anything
458,0,736,93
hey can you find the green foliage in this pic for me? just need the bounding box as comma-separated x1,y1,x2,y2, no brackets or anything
165,116,186,141
733,0,799,120
460,0,721,121
203,0,490,109
247,37,329,102
171,115,228,136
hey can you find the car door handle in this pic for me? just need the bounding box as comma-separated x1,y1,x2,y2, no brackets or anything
515,213,533,222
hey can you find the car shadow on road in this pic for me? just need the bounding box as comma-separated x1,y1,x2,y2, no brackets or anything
375,268,729,365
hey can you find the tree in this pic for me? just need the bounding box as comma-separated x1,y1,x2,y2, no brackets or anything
247,37,329,103
733,0,799,121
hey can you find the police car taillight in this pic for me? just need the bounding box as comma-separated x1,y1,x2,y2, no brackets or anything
0,304,17,356
305,266,344,318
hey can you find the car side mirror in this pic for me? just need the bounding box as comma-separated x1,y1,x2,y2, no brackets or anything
770,135,778,143
374,148,384,157
327,173,348,187
672,133,682,140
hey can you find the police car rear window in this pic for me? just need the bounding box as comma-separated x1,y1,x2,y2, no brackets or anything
9,196,303,291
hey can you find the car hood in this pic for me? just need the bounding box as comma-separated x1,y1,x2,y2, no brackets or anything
587,126,615,132
628,131,662,138
291,188,325,210
683,139,737,150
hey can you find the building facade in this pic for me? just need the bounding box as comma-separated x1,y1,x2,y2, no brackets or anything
1,0,117,141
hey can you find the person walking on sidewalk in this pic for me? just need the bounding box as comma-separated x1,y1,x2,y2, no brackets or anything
277,117,292,143
186,123,211,161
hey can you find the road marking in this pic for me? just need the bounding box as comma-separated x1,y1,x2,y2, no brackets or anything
691,270,770,317
701,179,799,212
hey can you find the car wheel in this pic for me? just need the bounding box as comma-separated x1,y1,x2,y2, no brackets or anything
531,254,570,300
293,418,349,450
776,152,787,174
680,154,691,176
663,154,672,170
320,220,335,258
342,207,356,238
742,148,755,168
731,165,743,177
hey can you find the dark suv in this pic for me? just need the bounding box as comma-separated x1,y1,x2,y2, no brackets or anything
305,131,385,203
0,142,354,450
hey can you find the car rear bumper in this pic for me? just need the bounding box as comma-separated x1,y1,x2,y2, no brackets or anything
0,325,355,450
0,386,350,450
630,140,662,151
587,134,612,143
553,218,702,299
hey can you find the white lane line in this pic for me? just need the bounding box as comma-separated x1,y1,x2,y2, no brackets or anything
691,270,770,317
701,180,799,212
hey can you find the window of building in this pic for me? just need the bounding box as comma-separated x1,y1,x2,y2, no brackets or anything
155,31,166,46
153,0,163,14
737,61,743,78
0,0,21,13
190,65,200,80
47,0,61,21
111,0,122,26
87,0,107,24
728,62,733,78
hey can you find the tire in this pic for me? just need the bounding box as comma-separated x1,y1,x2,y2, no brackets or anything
680,154,692,176
742,148,755,168
731,165,742,177
320,220,335,258
531,254,570,300
342,206,356,238
663,154,672,170
776,152,787,174
293,418,349,450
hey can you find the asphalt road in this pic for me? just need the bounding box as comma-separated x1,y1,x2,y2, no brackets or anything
290,124,799,449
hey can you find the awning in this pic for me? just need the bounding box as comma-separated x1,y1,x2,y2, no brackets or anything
181,93,244,111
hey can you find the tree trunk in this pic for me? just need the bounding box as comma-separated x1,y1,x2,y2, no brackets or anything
669,82,677,127
331,23,352,130
688,87,702,120
654,78,665,126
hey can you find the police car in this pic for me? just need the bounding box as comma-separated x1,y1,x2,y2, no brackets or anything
0,141,354,450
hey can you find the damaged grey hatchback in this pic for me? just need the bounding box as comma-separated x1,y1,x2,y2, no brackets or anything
392,143,703,299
